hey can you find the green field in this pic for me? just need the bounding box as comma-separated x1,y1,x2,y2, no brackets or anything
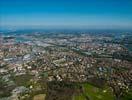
11,74,33,86
73,83,115,100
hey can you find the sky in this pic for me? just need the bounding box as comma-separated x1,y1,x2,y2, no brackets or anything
0,0,132,29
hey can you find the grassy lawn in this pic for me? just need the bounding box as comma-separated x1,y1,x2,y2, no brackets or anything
73,94,86,100
73,83,115,100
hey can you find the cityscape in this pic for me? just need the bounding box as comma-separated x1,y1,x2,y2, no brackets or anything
0,30,132,100
0,0,132,100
